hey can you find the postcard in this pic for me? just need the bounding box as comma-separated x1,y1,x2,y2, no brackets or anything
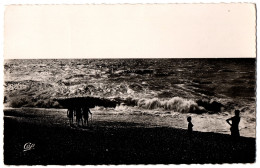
3,4,256,165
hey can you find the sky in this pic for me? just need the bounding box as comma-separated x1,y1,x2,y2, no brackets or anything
4,4,256,59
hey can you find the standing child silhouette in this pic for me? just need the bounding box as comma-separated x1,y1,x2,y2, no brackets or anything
187,116,193,138
82,106,92,127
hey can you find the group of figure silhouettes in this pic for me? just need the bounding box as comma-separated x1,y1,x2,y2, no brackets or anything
67,106,92,127
187,109,241,140
67,106,241,138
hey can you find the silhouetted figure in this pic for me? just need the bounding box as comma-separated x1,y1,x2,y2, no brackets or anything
226,110,240,140
82,106,92,127
75,107,83,127
187,116,193,138
67,107,74,126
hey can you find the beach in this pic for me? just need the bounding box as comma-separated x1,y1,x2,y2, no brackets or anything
4,58,256,164
4,108,256,165
4,59,256,138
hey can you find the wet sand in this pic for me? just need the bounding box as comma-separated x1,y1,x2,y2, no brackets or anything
4,108,256,165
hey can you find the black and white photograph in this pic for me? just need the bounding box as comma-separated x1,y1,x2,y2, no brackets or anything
2,3,257,165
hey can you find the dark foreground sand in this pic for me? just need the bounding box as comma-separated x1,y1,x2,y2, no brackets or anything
4,108,255,165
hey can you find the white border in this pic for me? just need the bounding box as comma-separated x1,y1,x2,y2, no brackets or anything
0,0,257,4
0,0,258,168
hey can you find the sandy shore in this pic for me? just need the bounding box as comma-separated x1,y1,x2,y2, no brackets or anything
4,108,256,165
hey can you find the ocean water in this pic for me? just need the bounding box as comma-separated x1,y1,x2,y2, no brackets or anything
4,59,256,137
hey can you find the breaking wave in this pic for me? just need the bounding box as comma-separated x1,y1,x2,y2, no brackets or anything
137,97,200,113
114,96,224,114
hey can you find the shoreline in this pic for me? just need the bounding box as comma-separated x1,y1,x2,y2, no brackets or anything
3,107,256,138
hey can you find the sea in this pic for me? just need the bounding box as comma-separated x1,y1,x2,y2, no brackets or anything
4,58,256,137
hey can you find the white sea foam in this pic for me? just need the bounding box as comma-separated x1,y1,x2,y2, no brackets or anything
137,97,202,113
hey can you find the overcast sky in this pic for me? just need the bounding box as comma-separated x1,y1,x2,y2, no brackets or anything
4,4,256,59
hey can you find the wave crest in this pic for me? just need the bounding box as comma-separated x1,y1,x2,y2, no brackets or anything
136,97,204,113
